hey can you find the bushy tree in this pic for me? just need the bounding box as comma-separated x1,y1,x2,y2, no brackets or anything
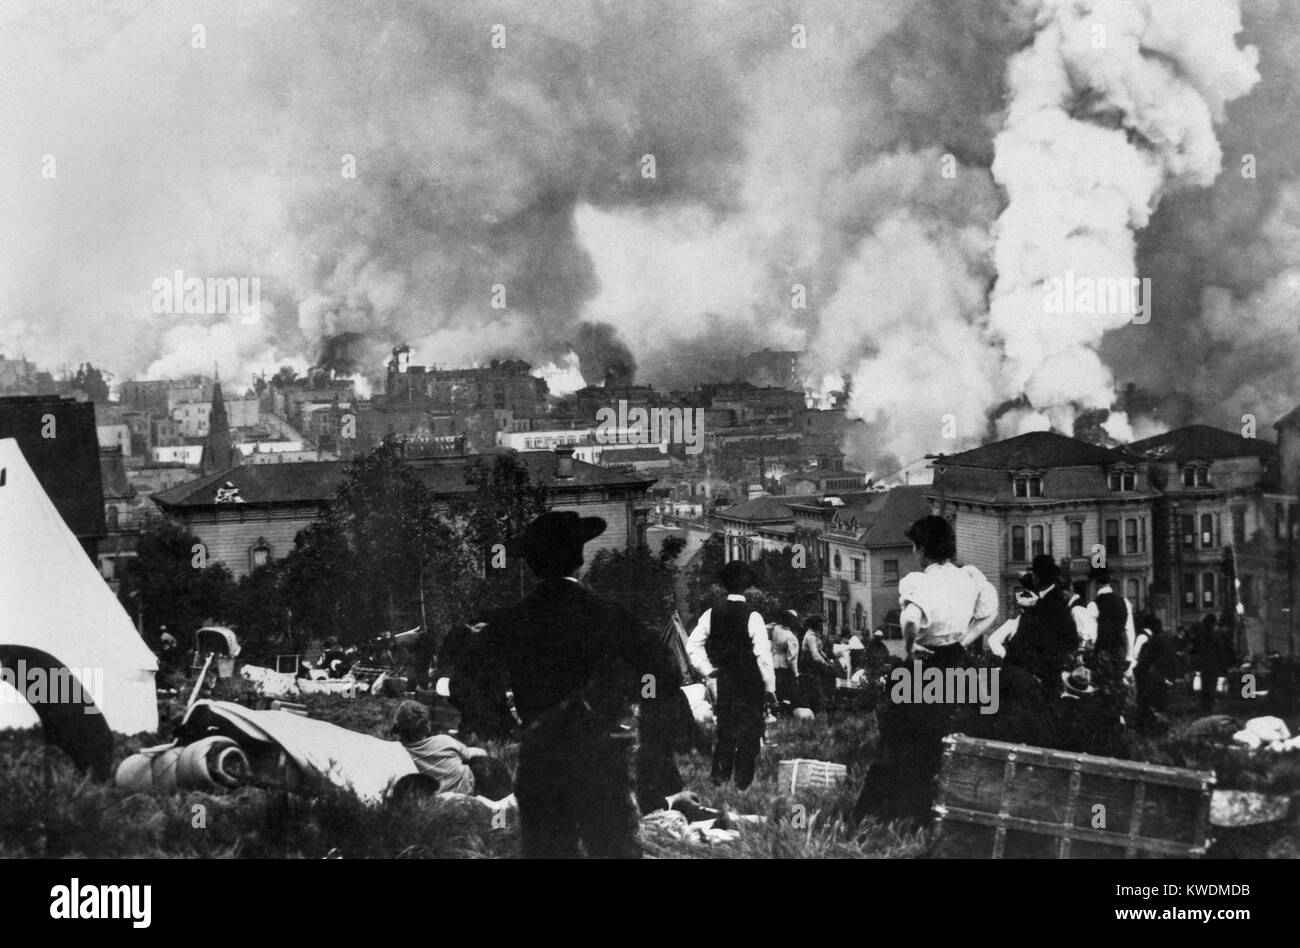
118,520,235,646
453,452,549,611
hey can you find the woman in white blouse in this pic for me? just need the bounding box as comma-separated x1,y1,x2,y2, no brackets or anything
854,515,998,824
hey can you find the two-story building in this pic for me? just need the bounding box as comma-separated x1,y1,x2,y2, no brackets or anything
789,486,932,654
927,431,1157,617
1128,424,1277,645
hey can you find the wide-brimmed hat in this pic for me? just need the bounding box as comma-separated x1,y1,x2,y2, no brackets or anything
519,511,606,563
1061,666,1098,696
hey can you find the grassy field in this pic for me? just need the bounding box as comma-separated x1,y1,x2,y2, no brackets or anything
2,686,1299,858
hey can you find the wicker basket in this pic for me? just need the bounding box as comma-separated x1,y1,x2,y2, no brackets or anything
778,758,848,794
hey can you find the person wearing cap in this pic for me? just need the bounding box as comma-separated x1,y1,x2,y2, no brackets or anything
686,560,777,790
478,510,665,858
391,699,513,801
855,515,998,824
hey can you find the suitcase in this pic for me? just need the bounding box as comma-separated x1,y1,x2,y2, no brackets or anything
933,734,1215,858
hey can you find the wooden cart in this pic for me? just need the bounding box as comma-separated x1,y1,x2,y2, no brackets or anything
933,734,1215,859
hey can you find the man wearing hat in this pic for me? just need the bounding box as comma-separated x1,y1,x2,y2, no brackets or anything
685,560,777,789
479,510,665,858
990,555,1081,699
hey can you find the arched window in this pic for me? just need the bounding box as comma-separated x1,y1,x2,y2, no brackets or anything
833,551,842,572
250,539,272,572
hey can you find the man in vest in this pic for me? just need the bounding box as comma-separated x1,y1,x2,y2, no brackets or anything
1085,566,1135,722
686,561,777,789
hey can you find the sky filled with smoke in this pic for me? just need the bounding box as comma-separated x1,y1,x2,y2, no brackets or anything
0,0,1294,474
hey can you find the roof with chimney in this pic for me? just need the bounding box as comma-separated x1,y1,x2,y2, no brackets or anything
787,486,930,547
152,450,652,510
937,430,1140,470
1128,424,1277,461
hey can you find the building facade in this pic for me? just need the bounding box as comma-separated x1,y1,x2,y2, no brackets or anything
927,431,1157,617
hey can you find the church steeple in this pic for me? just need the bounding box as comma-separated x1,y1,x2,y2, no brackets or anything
200,377,237,474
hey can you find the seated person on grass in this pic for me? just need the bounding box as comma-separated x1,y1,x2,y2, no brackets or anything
391,699,513,801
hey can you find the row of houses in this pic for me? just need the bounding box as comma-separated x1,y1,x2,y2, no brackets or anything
720,423,1300,659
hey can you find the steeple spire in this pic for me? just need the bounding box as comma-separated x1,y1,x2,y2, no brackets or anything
200,376,237,474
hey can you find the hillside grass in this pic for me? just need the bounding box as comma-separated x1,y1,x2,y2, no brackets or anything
1,685,1298,858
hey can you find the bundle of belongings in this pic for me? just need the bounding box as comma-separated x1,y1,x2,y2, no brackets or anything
1230,715,1300,752
116,699,516,822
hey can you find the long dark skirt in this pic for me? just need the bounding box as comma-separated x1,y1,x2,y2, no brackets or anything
854,643,966,824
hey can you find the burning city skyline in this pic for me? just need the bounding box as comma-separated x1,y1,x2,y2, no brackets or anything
2,0,1296,474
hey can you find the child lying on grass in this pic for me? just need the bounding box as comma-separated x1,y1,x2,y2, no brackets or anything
391,699,513,800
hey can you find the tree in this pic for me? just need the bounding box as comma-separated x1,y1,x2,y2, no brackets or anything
585,546,679,631
118,520,235,644
71,362,110,402
453,452,550,610
329,440,477,641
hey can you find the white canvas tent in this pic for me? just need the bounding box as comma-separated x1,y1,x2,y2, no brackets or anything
0,438,158,754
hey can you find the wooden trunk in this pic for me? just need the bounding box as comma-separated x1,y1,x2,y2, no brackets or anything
933,735,1215,859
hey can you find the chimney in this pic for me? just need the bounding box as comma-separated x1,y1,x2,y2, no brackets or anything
555,445,575,478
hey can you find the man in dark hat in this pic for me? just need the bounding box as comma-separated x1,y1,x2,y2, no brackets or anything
479,510,665,858
685,560,777,789
992,555,1080,699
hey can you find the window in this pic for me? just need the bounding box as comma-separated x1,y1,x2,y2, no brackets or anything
1011,526,1026,562
1108,469,1137,492
1182,514,1196,548
1202,572,1216,607
1031,525,1045,558
1182,466,1196,488
1200,513,1215,549
1069,521,1083,557
852,558,863,583
1195,467,1209,487
1182,574,1196,607
1126,578,1140,603
833,551,842,572
1232,508,1245,544
883,559,899,586
1124,519,1138,554
1104,520,1120,556
1140,517,1147,552
1123,470,1135,491
854,603,865,632
250,542,271,571
819,541,830,575
1013,476,1042,498
106,506,119,532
